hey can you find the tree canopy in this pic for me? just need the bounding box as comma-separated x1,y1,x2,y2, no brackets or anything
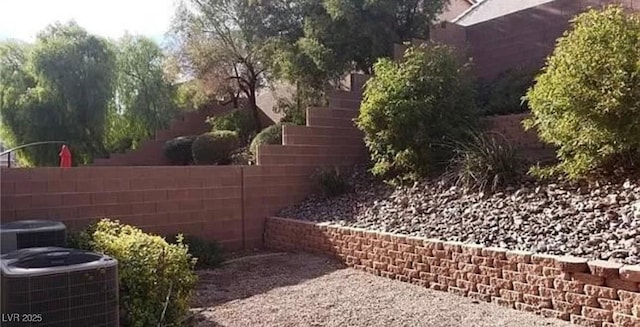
0,23,179,166
1,22,116,165
106,35,178,153
172,0,273,132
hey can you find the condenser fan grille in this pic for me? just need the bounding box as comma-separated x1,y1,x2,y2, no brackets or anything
1,248,119,327
0,220,67,254
15,230,66,250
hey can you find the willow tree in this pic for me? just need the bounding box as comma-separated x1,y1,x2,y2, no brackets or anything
0,22,116,166
105,35,178,153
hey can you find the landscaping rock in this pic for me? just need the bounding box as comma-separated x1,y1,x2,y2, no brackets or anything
279,166,640,265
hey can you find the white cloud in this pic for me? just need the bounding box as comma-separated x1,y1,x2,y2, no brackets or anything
0,0,179,43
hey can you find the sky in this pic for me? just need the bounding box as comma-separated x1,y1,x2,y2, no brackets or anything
0,0,179,45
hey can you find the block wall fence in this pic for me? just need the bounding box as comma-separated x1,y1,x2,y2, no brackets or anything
0,155,367,251
92,73,369,167
266,217,640,327
0,165,317,250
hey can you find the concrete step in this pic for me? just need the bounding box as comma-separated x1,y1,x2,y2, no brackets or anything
306,107,360,128
307,107,359,119
329,97,361,110
328,90,362,100
349,73,371,92
283,125,364,146
258,144,366,157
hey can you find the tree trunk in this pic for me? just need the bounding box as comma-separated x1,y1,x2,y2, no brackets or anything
248,88,261,133
229,90,239,108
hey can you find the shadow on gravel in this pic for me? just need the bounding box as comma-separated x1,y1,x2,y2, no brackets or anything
191,253,344,308
276,165,396,225
188,312,227,327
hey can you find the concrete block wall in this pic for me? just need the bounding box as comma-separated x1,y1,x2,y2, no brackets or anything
481,113,556,163
1,166,244,248
266,217,640,327
0,165,329,250
482,114,540,149
430,22,467,55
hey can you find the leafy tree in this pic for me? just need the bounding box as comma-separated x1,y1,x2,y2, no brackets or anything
0,41,33,89
525,6,640,179
0,42,35,151
297,0,447,75
356,44,476,179
208,108,256,144
259,1,337,125
0,23,116,166
172,0,274,133
31,23,116,160
105,35,178,152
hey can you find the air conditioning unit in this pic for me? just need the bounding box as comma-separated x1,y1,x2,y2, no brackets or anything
0,220,66,254
1,247,119,327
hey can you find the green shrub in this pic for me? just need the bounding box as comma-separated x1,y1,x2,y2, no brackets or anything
78,219,197,327
176,80,211,111
273,87,327,126
167,234,223,269
525,6,640,179
66,224,98,250
312,166,352,198
192,130,240,165
231,146,252,165
447,131,522,192
208,108,256,144
163,135,197,165
249,123,283,157
356,44,477,179
476,68,536,116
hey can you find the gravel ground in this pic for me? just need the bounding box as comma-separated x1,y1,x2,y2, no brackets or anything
190,253,571,327
279,166,640,264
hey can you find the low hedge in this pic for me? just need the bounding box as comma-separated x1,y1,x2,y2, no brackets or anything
163,135,197,165
192,130,240,165
249,123,283,158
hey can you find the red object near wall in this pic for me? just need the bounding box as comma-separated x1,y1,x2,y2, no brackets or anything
59,145,72,167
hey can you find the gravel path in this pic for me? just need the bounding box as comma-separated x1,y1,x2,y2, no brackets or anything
191,253,572,327
279,167,640,264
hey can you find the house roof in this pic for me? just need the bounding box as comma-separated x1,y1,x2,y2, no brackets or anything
452,0,557,26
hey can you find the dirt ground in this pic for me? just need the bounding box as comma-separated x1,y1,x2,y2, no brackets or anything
190,253,573,327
